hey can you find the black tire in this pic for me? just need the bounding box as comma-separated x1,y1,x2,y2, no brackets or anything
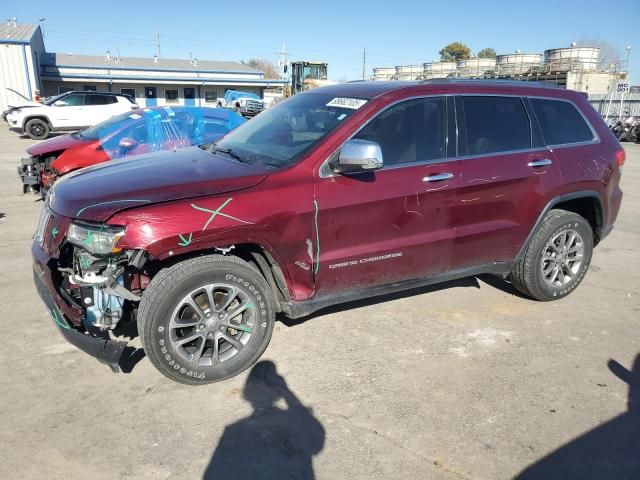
25,118,50,140
511,209,593,301
138,254,275,385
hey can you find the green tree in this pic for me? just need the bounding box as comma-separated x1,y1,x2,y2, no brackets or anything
439,42,471,62
477,48,497,59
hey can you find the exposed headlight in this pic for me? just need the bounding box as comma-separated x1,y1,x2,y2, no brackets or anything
67,222,125,255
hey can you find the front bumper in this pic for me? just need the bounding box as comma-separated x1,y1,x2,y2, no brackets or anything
32,241,127,370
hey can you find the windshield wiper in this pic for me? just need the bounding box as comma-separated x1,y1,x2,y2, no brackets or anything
211,143,250,164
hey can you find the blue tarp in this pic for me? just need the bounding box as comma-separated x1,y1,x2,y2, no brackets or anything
76,106,246,160
224,90,261,104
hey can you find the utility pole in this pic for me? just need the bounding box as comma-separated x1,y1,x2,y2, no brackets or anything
362,48,366,80
156,28,161,59
276,42,290,78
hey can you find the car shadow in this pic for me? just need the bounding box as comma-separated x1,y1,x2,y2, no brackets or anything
515,354,640,479
203,360,324,480
279,275,484,326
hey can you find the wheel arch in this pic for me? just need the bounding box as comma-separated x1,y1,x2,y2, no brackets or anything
23,114,52,129
517,190,604,260
151,242,292,312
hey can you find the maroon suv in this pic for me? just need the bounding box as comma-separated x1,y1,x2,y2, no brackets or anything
32,80,624,384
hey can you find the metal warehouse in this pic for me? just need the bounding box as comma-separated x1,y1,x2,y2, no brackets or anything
0,20,286,112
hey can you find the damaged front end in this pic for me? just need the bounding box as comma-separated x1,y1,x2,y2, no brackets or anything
32,208,150,371
17,154,60,197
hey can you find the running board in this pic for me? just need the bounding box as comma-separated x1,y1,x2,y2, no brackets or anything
283,261,513,319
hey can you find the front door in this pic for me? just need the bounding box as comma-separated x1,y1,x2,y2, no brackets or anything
314,96,460,295
451,95,563,268
145,86,157,107
51,93,86,128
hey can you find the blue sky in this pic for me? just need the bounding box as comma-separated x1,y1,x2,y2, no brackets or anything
5,0,640,82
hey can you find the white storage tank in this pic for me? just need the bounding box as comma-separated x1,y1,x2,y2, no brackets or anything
456,58,497,77
496,53,543,75
395,65,422,80
544,46,600,72
373,67,396,81
422,61,458,79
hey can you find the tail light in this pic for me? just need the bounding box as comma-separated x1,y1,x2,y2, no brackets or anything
615,149,626,167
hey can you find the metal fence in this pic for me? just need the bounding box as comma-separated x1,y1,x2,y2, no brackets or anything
588,92,640,121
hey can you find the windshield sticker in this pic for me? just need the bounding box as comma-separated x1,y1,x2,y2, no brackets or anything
337,113,347,121
326,97,367,110
129,113,142,120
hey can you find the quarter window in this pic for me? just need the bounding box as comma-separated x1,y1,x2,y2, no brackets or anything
461,96,531,155
165,89,179,103
530,98,594,145
353,97,446,166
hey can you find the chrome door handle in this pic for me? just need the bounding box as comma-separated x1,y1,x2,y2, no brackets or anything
527,158,553,167
423,173,453,182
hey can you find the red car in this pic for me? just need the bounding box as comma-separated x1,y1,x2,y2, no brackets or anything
18,106,245,196
33,80,623,384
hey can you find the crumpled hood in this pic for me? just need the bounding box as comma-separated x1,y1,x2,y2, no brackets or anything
49,146,269,221
27,134,88,156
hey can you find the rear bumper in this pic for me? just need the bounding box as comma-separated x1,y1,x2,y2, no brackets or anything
32,241,127,369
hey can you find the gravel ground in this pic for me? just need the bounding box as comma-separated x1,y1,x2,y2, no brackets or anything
1,127,638,479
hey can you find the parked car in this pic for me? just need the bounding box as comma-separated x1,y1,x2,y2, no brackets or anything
220,90,265,117
32,80,624,384
5,90,137,140
17,106,246,196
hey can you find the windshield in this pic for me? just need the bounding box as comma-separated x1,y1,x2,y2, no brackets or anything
215,93,365,168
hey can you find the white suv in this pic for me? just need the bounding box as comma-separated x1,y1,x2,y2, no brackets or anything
6,91,137,139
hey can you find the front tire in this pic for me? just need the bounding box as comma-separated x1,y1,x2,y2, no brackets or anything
511,209,593,301
138,255,275,385
25,118,50,140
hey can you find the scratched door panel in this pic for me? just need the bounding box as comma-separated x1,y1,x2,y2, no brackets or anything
314,161,460,294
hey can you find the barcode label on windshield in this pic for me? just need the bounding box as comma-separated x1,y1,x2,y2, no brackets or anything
326,97,367,109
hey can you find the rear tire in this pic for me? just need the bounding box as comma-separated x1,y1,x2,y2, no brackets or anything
511,209,593,301
25,118,50,140
138,254,275,385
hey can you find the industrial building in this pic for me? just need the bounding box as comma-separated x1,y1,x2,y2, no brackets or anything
374,45,628,96
0,20,286,112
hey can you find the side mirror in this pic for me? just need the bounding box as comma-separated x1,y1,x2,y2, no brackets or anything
118,137,137,149
332,139,383,174
54,100,66,107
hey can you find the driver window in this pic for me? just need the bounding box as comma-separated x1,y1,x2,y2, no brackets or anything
59,94,84,106
354,97,446,166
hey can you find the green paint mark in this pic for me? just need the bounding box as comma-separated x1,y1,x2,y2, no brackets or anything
50,309,71,330
178,232,193,247
313,199,320,274
83,230,95,245
246,303,253,308
79,256,92,270
76,199,151,217
51,227,59,238
233,323,253,333
190,198,254,231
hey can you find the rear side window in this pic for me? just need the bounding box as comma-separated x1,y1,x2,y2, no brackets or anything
85,94,110,106
530,98,594,146
354,97,446,166
461,96,531,155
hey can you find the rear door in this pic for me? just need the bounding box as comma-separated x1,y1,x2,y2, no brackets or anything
451,94,562,268
315,96,460,294
84,93,115,126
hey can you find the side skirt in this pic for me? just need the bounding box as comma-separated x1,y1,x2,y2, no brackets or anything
282,261,512,319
